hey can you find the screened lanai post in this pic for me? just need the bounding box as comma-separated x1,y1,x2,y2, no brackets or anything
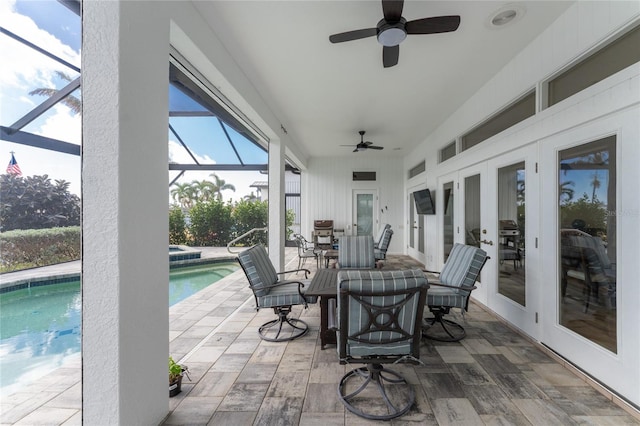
268,137,286,270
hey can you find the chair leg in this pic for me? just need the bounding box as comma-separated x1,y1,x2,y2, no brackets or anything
258,306,309,342
338,363,415,420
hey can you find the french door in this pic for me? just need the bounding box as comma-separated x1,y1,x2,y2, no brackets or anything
539,113,640,406
352,189,377,236
407,186,425,263
485,144,539,338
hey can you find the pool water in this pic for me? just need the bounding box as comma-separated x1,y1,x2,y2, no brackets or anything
0,262,238,394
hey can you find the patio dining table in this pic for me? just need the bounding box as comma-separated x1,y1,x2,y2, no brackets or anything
305,268,339,349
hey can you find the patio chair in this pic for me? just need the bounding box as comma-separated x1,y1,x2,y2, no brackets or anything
561,230,616,312
422,243,488,342
237,245,317,342
374,227,393,262
336,235,375,269
373,223,391,249
333,269,428,420
293,233,320,270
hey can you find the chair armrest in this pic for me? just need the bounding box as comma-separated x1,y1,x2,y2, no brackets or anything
429,281,477,293
277,269,310,278
253,279,307,291
422,269,441,275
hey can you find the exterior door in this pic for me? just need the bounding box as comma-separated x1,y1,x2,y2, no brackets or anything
539,113,639,405
459,163,489,305
437,172,458,265
485,144,539,338
352,189,377,236
407,186,425,262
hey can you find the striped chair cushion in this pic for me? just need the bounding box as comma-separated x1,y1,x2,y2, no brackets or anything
258,281,317,308
427,285,467,309
237,245,278,297
338,235,375,269
337,269,427,357
439,244,487,291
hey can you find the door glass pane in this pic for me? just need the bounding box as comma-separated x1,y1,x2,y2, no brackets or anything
559,137,616,353
409,193,415,249
465,175,481,248
356,193,373,236
443,182,454,261
498,163,526,306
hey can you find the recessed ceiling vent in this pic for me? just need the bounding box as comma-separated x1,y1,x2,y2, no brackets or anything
353,171,376,181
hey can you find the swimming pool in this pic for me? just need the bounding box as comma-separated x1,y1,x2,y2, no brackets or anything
0,261,238,394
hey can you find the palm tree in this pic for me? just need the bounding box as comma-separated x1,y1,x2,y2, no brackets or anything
209,173,236,201
29,71,81,115
590,172,601,203
191,180,215,202
170,182,196,209
243,191,259,202
559,180,575,203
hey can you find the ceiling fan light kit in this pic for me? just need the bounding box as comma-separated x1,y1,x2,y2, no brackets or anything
329,0,460,67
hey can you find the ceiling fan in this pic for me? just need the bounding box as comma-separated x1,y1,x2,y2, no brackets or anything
342,131,384,152
329,0,461,68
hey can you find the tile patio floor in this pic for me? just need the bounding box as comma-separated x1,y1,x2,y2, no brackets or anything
1,248,639,425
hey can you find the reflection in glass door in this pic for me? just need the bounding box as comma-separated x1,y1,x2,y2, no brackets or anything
443,181,454,261
559,136,616,353
497,162,526,306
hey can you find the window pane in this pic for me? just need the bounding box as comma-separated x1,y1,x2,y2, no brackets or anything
559,136,617,353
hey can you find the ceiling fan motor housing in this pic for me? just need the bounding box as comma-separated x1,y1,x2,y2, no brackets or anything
377,18,407,46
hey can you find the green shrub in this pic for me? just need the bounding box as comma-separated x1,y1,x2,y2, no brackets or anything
169,205,188,245
232,200,268,246
189,199,234,246
0,226,80,272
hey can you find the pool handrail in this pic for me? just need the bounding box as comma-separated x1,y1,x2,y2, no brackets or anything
226,227,267,253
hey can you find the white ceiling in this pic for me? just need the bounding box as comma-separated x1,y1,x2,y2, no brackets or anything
194,1,573,160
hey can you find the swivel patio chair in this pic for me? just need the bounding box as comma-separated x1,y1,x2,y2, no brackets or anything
336,235,376,269
374,228,393,262
373,223,391,249
237,245,317,342
293,233,320,270
422,243,488,342
333,269,428,420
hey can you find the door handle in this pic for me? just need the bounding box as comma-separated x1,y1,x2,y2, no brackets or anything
480,239,494,246
413,226,418,229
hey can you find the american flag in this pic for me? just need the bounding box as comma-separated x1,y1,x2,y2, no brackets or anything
6,152,22,176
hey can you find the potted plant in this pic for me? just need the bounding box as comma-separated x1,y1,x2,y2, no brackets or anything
169,356,189,397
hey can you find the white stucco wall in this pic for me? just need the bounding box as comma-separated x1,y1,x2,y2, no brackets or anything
83,1,170,424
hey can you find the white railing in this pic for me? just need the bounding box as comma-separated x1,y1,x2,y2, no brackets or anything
226,227,267,253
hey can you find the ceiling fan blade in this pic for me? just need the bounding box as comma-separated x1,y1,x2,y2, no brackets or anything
353,147,359,152
406,16,461,34
329,28,377,43
368,145,384,150
383,45,399,68
382,0,404,22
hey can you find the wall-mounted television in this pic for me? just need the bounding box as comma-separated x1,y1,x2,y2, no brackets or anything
414,189,435,215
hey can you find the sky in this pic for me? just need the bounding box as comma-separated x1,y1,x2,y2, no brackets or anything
0,0,266,201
